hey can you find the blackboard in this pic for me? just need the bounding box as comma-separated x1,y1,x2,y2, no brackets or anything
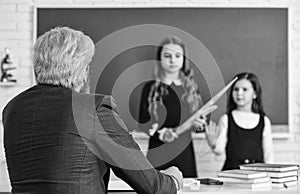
36,7,288,132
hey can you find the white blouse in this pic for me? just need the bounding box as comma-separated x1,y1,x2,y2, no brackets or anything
211,110,274,163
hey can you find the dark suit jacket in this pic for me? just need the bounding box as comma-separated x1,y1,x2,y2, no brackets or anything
2,84,176,194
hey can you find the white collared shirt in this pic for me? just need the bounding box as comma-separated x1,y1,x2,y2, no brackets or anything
160,78,182,86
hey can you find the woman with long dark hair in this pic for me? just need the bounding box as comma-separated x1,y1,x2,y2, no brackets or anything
138,36,203,177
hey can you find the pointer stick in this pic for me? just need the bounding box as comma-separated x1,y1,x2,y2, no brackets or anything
176,77,238,136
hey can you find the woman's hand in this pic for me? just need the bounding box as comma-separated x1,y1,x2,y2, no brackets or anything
158,128,178,143
205,121,221,149
193,116,207,132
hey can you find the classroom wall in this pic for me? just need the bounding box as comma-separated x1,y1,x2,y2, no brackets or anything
0,0,300,175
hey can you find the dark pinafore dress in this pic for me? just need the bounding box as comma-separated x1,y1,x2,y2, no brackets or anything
139,81,197,177
222,111,265,171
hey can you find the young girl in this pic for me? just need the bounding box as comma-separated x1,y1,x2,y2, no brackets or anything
205,72,274,170
138,36,204,177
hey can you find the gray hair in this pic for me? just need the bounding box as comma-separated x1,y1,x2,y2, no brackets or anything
33,26,95,92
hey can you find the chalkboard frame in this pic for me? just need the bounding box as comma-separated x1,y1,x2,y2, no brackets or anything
34,5,290,136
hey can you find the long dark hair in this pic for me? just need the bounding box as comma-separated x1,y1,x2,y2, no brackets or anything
227,72,265,115
148,36,202,120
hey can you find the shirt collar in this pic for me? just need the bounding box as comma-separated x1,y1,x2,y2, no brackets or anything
161,78,182,86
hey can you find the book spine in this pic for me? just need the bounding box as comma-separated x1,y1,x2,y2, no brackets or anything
218,174,247,179
240,167,284,172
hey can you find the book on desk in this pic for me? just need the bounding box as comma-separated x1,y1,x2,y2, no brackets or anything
271,180,298,188
218,169,271,189
239,163,299,172
239,163,299,188
222,181,272,189
267,170,298,178
218,169,268,179
218,176,270,184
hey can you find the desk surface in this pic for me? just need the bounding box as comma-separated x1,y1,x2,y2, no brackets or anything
107,178,300,194
1,160,299,194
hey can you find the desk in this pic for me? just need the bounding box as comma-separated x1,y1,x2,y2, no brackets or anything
107,178,300,194
1,161,299,194
1,177,299,194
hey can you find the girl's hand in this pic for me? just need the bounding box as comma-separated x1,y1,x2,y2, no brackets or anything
205,121,221,148
193,116,207,132
158,128,178,143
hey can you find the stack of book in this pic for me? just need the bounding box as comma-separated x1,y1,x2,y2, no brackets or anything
239,163,299,188
218,169,271,189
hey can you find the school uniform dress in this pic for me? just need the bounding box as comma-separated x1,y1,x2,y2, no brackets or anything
222,111,264,170
139,81,197,178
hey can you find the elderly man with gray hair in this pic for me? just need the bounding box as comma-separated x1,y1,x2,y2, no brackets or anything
2,26,182,194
